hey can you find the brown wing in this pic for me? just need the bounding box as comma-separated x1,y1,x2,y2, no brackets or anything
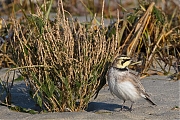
119,71,146,93
128,72,156,105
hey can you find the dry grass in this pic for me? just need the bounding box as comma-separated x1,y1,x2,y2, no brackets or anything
0,0,179,112
7,0,120,112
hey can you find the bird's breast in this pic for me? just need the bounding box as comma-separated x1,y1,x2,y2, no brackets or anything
107,67,140,101
107,67,126,93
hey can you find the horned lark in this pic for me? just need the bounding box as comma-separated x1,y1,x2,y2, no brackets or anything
107,55,156,111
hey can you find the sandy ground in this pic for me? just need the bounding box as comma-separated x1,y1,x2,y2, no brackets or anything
0,68,179,120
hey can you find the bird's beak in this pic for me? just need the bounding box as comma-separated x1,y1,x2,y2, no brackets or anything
130,61,142,66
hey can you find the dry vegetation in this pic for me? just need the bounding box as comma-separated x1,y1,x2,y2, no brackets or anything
0,0,179,113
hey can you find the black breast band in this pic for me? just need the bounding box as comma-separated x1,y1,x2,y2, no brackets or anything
113,67,128,71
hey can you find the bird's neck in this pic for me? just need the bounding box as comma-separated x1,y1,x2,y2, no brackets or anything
113,67,128,71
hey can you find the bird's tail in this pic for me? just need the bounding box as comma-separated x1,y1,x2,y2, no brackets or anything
145,96,157,106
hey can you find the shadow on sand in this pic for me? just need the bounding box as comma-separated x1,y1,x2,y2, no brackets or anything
1,81,130,112
86,102,130,112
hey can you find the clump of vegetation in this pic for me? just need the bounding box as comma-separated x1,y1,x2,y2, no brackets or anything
7,0,118,112
0,0,179,112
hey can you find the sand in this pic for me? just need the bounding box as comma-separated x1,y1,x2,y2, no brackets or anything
0,68,179,120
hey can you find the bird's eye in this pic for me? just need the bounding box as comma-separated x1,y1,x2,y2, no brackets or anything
122,59,131,64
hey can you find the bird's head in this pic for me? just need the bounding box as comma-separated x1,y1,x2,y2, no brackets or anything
112,55,132,69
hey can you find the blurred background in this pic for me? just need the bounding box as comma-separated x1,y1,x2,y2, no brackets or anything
0,0,179,18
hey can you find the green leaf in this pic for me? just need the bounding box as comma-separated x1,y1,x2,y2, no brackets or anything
49,81,55,97
75,81,81,89
14,75,24,81
153,7,165,24
23,44,29,55
36,94,42,107
45,0,54,20
27,14,45,34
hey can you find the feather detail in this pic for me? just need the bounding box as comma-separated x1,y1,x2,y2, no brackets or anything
144,96,157,106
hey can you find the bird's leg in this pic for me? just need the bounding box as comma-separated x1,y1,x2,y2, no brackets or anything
129,101,134,112
121,100,126,110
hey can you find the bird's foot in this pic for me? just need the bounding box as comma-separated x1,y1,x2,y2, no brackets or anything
129,106,133,112
117,106,129,111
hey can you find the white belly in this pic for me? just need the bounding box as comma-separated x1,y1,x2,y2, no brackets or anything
107,68,140,102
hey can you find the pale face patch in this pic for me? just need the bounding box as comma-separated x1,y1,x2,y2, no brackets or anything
116,59,131,69
114,56,132,69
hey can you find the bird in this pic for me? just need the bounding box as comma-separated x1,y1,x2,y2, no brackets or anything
107,55,156,111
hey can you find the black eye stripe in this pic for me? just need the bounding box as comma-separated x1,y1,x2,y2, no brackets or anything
122,59,131,64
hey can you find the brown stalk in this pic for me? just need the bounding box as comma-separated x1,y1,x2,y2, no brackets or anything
127,2,155,56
